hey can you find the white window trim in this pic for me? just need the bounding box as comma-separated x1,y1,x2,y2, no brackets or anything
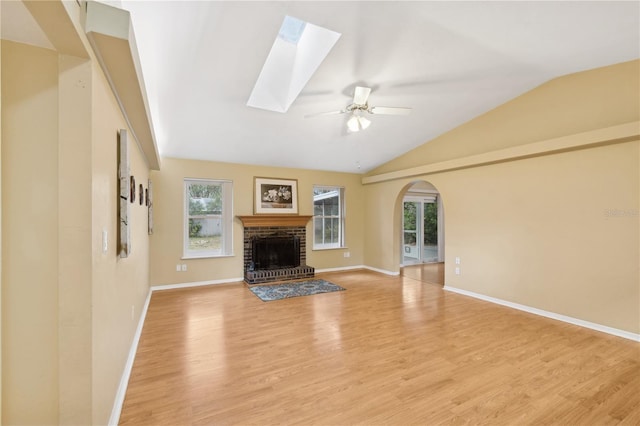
183,178,233,259
313,185,345,250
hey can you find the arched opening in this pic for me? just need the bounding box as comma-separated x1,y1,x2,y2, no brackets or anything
396,180,445,285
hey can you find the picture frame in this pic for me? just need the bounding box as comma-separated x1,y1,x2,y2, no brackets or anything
147,179,154,235
254,177,298,215
118,129,131,258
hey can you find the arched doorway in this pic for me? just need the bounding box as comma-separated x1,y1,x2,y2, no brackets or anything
399,180,445,285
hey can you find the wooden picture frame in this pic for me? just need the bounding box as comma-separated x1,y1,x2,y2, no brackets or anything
254,177,298,215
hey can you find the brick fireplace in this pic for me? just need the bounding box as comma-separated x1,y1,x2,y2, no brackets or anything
239,215,315,284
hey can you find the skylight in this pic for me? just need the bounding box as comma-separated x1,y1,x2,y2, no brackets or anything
247,16,341,113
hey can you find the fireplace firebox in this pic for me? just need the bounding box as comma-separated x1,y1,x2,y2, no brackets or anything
251,233,300,270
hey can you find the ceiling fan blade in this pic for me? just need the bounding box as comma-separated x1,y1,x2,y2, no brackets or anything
353,86,371,105
304,109,347,118
369,106,412,115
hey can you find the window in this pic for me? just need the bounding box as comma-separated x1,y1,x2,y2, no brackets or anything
313,186,345,249
184,178,233,258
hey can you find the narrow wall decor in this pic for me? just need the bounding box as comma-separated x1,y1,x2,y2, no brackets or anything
118,129,131,257
147,179,154,235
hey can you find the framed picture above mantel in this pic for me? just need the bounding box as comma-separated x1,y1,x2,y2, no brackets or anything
254,177,298,215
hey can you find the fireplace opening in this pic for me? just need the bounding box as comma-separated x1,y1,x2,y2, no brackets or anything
251,232,300,270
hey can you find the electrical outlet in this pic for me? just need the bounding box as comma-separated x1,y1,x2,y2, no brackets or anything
181,264,187,272
131,305,135,320
455,257,461,265
176,264,181,272
344,252,350,258
455,267,461,275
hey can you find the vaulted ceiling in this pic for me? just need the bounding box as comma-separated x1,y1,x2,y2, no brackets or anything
3,1,639,173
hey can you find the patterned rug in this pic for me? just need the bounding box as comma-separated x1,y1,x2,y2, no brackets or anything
248,279,345,302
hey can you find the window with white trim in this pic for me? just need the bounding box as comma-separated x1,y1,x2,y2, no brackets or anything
184,178,233,258
313,186,345,249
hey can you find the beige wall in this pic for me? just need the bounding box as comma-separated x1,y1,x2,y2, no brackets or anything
58,53,93,424
2,6,152,425
364,61,640,334
150,158,365,286
90,59,150,424
2,40,60,424
370,60,640,175
0,10,3,420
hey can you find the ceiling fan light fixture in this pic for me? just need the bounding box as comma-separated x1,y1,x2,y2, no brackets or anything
347,115,361,132
347,113,372,132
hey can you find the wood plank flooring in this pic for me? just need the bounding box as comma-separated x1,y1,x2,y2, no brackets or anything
401,262,445,285
119,270,640,425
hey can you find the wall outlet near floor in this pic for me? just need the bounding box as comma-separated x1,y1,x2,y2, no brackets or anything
131,305,135,320
455,267,461,275
181,264,187,271
344,252,350,258
176,264,181,272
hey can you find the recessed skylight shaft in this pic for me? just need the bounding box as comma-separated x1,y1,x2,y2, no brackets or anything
247,16,341,113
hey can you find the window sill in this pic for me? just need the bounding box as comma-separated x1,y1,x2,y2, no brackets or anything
312,246,348,251
182,253,235,260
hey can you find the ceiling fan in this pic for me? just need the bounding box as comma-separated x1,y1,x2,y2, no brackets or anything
305,86,411,132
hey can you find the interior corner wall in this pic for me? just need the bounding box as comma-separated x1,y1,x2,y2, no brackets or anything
150,158,365,287
1,40,60,425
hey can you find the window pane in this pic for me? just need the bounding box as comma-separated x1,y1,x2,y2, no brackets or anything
188,217,222,253
185,179,232,258
189,183,222,215
327,201,338,216
404,231,417,245
314,217,323,243
313,186,344,248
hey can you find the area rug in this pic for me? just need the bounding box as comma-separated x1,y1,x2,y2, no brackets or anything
248,279,345,302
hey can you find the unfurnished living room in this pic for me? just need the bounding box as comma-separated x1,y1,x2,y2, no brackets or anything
1,1,639,425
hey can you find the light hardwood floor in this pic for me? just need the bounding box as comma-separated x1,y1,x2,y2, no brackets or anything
401,262,445,285
119,270,640,425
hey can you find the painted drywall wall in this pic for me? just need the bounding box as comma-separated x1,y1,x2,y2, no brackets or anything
0,12,4,421
150,158,365,286
370,60,640,175
1,19,152,426
363,61,639,334
58,52,93,425
1,40,60,424
90,58,151,424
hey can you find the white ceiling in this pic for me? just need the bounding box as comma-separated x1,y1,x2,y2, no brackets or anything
4,1,640,174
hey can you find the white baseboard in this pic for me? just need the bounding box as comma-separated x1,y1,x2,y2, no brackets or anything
315,265,366,273
150,277,244,291
363,265,400,276
444,285,640,342
108,289,153,426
